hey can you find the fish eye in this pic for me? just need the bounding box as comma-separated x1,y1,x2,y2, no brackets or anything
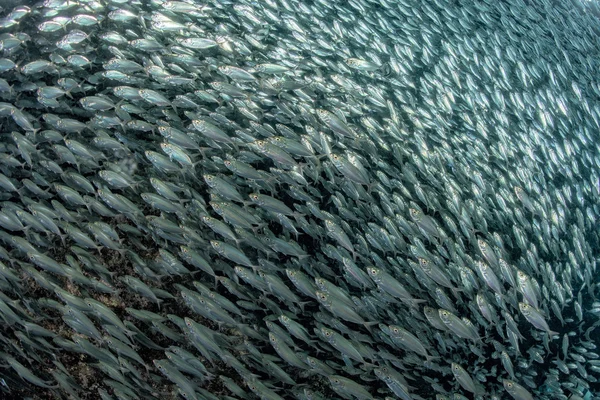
506,382,513,388
325,331,331,336
441,311,448,316
392,327,399,334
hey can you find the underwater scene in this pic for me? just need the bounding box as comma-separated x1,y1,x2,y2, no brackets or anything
0,0,599,399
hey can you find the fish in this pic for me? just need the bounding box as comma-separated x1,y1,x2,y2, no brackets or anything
0,0,598,398
367,266,425,306
386,325,434,360
5,355,57,389
328,375,374,400
210,240,255,269
438,309,480,342
153,359,198,400
518,302,559,337
374,366,413,400
318,326,366,364
451,362,481,395
315,290,376,332
503,380,534,400
268,332,307,370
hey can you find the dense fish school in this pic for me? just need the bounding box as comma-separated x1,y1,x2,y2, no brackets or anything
0,0,599,399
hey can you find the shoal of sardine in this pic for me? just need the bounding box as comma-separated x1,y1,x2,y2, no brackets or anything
0,0,599,399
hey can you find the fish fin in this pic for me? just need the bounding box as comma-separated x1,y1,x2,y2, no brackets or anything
363,321,378,334
297,301,312,313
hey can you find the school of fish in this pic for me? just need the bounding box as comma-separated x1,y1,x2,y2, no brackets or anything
0,0,599,399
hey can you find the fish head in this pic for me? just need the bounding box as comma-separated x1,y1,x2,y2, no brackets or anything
315,291,330,306
503,380,516,392
409,208,421,221
305,356,318,367
249,193,260,203
320,326,334,339
209,81,224,90
268,332,278,345
451,363,462,373
477,239,489,254
518,302,531,314
316,109,330,122
285,269,297,280
438,309,451,322
153,360,167,373
389,325,402,337
345,58,360,67
418,257,431,270
203,174,215,185
514,186,524,200
328,376,342,386
278,314,290,324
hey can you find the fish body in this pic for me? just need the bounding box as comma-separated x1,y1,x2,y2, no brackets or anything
503,380,534,400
